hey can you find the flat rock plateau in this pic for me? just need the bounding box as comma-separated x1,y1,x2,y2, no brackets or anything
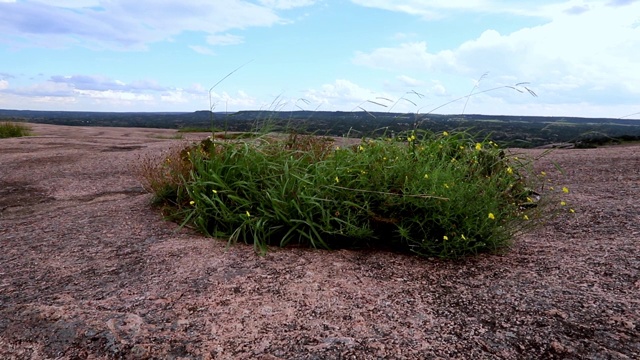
1,123,638,359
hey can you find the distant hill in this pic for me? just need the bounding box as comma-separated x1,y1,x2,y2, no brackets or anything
2,109,640,148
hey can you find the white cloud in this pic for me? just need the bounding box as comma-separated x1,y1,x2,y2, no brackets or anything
0,75,206,110
0,0,282,49
206,34,244,46
4,81,76,97
160,90,189,104
210,90,257,110
349,0,545,19
48,75,168,92
75,89,154,102
29,0,100,8
353,42,459,72
258,0,318,10
352,1,640,108
189,45,216,56
395,75,424,87
303,79,377,110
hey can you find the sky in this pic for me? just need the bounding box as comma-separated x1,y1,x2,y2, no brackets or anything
0,0,639,119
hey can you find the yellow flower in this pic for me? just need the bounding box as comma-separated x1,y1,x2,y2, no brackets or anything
488,213,495,220
444,183,450,189
424,174,429,179
358,145,364,151
335,146,340,150
560,201,567,206
461,234,467,240
246,211,251,217
475,143,482,151
506,167,513,175
335,176,339,183
443,235,449,241
513,156,519,160
569,208,575,213
442,131,449,136
460,146,465,150
523,214,529,220
540,171,547,176
212,189,218,194
383,157,387,161
550,186,555,191
189,200,195,205
562,187,570,193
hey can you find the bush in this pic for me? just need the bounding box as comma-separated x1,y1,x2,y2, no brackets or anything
0,122,31,138
144,130,558,258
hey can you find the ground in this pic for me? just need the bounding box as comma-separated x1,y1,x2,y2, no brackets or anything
0,123,638,359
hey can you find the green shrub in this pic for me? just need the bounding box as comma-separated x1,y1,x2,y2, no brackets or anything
146,130,560,258
0,122,31,138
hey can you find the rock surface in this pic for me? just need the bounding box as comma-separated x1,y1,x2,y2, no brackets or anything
0,124,638,359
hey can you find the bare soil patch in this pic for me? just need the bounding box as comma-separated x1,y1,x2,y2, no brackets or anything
1,123,638,359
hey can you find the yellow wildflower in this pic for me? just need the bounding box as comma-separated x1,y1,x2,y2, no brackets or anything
424,174,429,179
569,208,575,213
523,215,529,220
443,235,449,241
358,145,364,151
560,201,567,206
443,131,449,136
444,183,450,189
506,167,513,175
461,234,467,240
246,211,251,217
475,143,482,151
189,200,195,205
540,171,547,176
212,189,218,194
488,213,495,220
335,176,339,183
562,187,570,193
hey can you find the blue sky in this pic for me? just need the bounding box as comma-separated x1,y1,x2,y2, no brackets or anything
0,0,639,118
